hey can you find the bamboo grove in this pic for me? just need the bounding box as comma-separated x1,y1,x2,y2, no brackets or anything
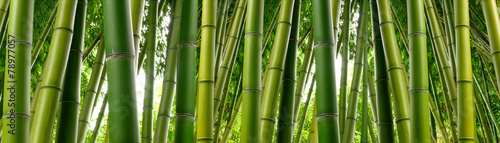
2,0,500,142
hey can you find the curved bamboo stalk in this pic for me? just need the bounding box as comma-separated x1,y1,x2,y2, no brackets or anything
29,0,78,141
141,0,158,142
213,0,246,119
173,0,198,142
408,0,431,142
2,0,32,142
90,95,108,143
473,76,500,135
293,31,313,128
56,0,86,142
370,1,394,142
103,0,141,142
338,0,350,133
455,0,474,142
277,0,300,141
31,3,57,68
342,1,367,142
294,75,315,143
153,0,183,142
239,0,263,142
196,0,216,142
259,0,295,141
376,0,411,142
77,40,106,143
310,0,341,142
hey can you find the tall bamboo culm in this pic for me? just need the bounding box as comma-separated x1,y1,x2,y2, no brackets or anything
196,0,216,142
154,0,183,142
338,0,350,134
370,1,394,142
240,0,263,142
481,0,500,102
174,0,197,142
408,0,430,142
141,0,158,142
278,0,300,141
342,0,367,142
56,0,86,142
2,0,32,142
30,0,78,142
375,0,411,142
131,0,145,66
31,3,57,68
103,0,141,142
293,31,314,126
455,0,473,142
311,0,340,142
294,75,315,143
76,40,105,143
259,0,294,142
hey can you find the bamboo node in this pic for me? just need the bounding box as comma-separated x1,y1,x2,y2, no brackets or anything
378,122,394,125
346,117,356,120
387,67,403,72
244,32,263,38
164,80,176,84
106,53,135,61
379,21,394,27
196,138,213,141
267,66,284,72
158,114,172,118
54,27,74,33
141,137,153,141
78,0,87,5
457,138,474,141
40,85,63,92
178,42,196,46
133,34,141,38
79,120,91,125
282,78,296,82
395,117,410,123
0,8,5,12
143,106,154,109
408,32,426,38
59,100,80,105
2,113,30,119
278,21,292,26
316,113,339,120
198,79,214,83
176,114,195,119
409,89,429,93
277,122,293,125
15,41,33,47
242,89,262,93
201,25,216,29
87,89,98,94
456,79,473,83
261,117,276,123
70,49,84,54
314,41,335,48
455,25,470,29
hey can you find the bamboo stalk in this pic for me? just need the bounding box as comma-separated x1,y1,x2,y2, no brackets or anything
153,0,183,142
338,0,351,133
81,30,103,62
294,75,315,143
30,0,78,141
481,0,500,104
90,95,108,143
56,0,86,142
2,0,32,142
103,0,141,142
293,31,314,127
31,3,57,68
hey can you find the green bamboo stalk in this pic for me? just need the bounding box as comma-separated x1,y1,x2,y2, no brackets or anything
364,59,377,127
0,0,8,49
429,77,451,143
338,0,350,133
311,0,340,142
473,76,500,135
360,75,368,143
91,72,106,114
368,118,377,143
153,0,183,142
408,0,430,142
293,31,314,126
294,75,315,143
278,0,300,141
239,0,262,142
29,63,46,130
370,1,394,142
0,7,7,49
375,0,411,142
481,0,500,103
81,30,103,62
259,0,295,142
442,0,456,73
342,1,367,142
455,0,474,142
473,89,493,143
196,0,216,142
77,40,106,143
56,0,86,142
308,104,317,143
90,95,107,143
425,0,458,117
29,0,78,142
31,3,57,68
214,0,228,77
173,0,197,142
131,0,145,65
216,0,238,77
262,4,280,49
141,0,158,142
103,0,141,142
213,0,246,119
219,75,242,143
2,0,32,142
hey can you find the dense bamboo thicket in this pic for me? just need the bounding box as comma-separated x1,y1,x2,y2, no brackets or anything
5,0,500,142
